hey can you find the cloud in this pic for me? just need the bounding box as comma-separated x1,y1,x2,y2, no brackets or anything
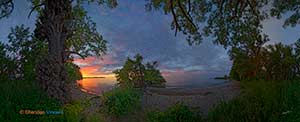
1,0,299,83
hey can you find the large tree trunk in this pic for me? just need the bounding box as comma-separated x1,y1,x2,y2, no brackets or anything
35,0,72,104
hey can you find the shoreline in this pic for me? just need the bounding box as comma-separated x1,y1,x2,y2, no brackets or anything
70,80,241,118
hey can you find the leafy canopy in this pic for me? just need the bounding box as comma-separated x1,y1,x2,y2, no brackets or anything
114,54,166,88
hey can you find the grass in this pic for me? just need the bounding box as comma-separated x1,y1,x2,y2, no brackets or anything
0,80,63,122
147,103,202,122
207,79,300,122
0,80,103,122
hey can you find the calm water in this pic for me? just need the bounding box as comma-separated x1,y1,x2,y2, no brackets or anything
77,73,228,94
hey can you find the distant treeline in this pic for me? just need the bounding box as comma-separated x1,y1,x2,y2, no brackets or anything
83,77,105,79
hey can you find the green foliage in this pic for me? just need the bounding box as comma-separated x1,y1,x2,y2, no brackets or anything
101,87,142,117
114,54,166,88
144,62,166,87
65,62,83,82
0,79,102,122
271,0,300,28
0,80,63,122
207,80,300,122
147,103,202,122
82,112,104,122
230,42,299,81
146,0,269,46
0,77,106,122
66,5,107,59
4,25,47,81
279,79,300,122
0,42,15,81
63,101,85,122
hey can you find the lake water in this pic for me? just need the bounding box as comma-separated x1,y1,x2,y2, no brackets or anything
77,73,229,94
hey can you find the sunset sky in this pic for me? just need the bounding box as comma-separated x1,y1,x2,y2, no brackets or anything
1,0,300,83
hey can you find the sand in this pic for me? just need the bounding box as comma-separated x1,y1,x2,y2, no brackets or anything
142,81,240,115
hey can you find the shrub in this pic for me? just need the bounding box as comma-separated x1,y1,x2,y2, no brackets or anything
82,112,104,122
279,80,300,122
0,80,63,122
147,103,202,122
101,87,141,117
207,80,300,122
63,101,86,122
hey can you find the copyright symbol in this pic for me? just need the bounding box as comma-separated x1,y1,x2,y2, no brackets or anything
19,110,24,114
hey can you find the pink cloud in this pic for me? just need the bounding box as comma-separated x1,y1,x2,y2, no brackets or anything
73,54,119,77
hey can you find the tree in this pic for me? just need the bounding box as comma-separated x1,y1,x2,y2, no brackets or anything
4,25,47,80
1,0,117,103
144,62,166,87
114,54,166,88
271,0,300,28
65,62,83,82
31,0,116,103
265,43,298,80
0,42,15,81
146,0,269,47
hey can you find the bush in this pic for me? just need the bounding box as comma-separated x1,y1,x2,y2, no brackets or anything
207,80,300,122
63,101,86,122
101,87,141,117
82,112,104,122
279,80,300,122
0,80,63,122
147,103,202,122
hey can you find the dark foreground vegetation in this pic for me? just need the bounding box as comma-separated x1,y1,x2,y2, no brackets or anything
208,80,300,122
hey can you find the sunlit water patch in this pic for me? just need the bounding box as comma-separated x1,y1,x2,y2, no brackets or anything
77,72,229,94
77,77,118,94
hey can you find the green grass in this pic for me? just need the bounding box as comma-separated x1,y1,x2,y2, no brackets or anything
147,103,202,122
207,80,300,122
0,79,103,122
0,80,63,122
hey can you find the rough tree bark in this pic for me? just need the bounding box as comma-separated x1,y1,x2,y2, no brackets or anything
35,0,72,104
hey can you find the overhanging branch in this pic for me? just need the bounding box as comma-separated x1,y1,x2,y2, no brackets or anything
170,0,180,36
65,50,85,59
177,0,198,31
28,3,45,18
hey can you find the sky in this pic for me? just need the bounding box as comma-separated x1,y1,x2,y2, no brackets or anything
0,0,299,83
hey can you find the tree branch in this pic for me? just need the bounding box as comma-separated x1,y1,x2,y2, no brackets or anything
170,0,180,36
28,3,45,18
246,0,259,17
177,0,198,31
65,50,85,59
0,0,14,19
188,0,191,13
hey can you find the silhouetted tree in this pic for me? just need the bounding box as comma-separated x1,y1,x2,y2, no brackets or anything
114,54,166,88
0,0,117,103
4,25,47,80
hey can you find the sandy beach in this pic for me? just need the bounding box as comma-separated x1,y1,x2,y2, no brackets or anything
142,81,240,115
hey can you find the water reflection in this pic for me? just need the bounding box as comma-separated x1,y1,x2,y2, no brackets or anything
77,77,117,94
77,72,229,94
